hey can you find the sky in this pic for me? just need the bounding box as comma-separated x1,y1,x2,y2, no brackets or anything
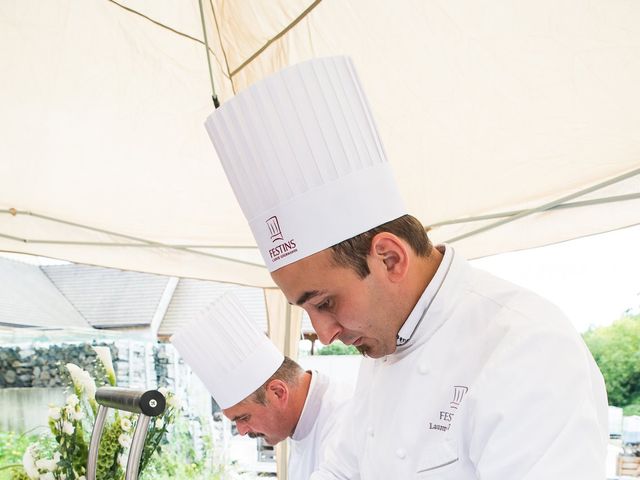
471,224,640,333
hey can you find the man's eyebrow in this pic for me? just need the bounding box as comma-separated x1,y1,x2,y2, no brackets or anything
230,414,248,422
295,290,322,306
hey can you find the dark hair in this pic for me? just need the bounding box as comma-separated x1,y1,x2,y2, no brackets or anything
329,214,432,278
249,356,304,405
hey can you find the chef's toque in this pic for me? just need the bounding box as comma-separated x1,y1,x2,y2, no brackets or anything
205,56,406,272
170,293,283,409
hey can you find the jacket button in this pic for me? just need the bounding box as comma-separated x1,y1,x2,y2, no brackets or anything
396,448,407,459
418,363,429,374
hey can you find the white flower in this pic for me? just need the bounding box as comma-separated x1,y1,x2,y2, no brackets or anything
77,477,86,480
70,408,85,421
35,457,58,472
47,406,61,421
118,433,131,448
39,473,55,480
62,421,75,435
53,452,60,463
155,417,164,429
92,346,116,382
157,387,168,396
120,417,132,431
66,394,79,407
118,453,128,469
166,393,182,410
65,363,97,401
22,444,39,479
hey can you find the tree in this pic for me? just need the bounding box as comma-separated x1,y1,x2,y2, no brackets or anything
583,313,640,410
317,341,359,355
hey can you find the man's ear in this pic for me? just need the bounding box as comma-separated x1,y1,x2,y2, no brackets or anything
370,232,409,282
266,379,289,407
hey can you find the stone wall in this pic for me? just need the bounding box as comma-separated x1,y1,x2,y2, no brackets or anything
0,341,161,390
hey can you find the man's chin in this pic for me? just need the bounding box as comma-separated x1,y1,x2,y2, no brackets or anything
357,343,395,359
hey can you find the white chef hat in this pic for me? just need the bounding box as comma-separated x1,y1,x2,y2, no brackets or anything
205,56,406,272
170,293,283,409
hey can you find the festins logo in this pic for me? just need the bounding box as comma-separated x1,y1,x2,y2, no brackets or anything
266,216,298,262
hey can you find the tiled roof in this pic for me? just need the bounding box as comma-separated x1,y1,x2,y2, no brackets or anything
0,257,89,328
41,263,170,328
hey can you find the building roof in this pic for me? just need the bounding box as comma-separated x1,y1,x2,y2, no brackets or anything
41,263,170,328
0,254,315,336
0,257,90,328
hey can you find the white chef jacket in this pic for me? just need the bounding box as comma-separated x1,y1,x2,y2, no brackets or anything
311,245,608,479
289,370,352,479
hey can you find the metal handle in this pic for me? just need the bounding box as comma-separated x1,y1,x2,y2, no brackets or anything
87,405,108,480
125,414,152,480
95,387,166,416
87,388,166,480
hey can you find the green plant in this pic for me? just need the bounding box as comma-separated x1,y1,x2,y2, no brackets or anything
10,346,179,480
583,313,640,407
317,341,359,355
0,432,45,480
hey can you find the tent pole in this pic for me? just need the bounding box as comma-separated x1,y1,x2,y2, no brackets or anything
430,192,640,228
444,166,640,243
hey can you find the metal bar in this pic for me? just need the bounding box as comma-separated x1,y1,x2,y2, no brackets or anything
125,414,151,480
444,166,640,243
198,0,219,107
428,192,640,228
87,405,109,480
95,387,166,416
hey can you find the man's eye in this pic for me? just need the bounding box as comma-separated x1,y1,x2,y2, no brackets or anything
316,299,332,310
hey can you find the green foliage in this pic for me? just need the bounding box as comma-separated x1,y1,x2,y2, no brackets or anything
0,432,37,467
7,345,178,480
583,313,640,407
317,341,359,355
139,416,230,480
0,432,37,480
623,404,640,416
0,432,56,480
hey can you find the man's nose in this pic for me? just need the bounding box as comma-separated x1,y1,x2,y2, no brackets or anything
310,315,342,345
236,423,250,436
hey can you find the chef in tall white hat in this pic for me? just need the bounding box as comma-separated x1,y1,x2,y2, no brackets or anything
204,57,608,479
170,293,351,479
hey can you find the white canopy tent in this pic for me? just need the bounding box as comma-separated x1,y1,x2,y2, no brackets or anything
2,2,640,476
1,0,639,288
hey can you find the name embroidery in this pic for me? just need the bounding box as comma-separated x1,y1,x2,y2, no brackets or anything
428,385,468,431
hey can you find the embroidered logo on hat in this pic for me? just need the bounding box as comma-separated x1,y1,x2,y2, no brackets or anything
266,216,284,242
266,216,300,262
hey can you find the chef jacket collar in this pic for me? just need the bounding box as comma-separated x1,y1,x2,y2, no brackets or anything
291,370,329,441
396,244,454,348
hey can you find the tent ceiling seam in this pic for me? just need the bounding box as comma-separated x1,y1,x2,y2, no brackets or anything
0,210,265,269
428,192,640,228
443,166,640,244
209,0,235,95
106,0,230,80
229,0,323,78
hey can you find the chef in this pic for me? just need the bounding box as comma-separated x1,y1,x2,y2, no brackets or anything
203,56,609,479
171,294,351,478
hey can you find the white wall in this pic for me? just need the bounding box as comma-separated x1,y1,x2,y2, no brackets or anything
0,387,66,432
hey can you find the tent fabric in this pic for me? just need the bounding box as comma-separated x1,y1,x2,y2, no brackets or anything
1,0,640,289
